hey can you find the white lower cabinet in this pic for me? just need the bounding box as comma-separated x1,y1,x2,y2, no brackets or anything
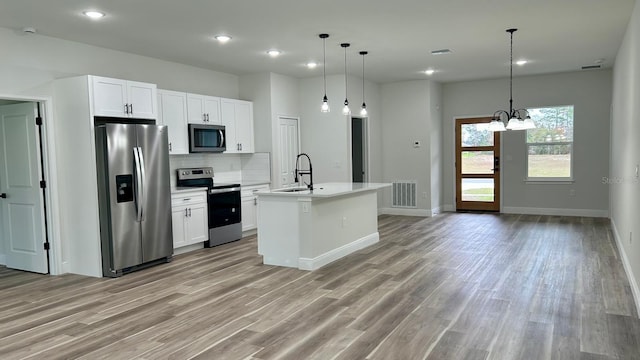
171,190,208,248
241,185,270,231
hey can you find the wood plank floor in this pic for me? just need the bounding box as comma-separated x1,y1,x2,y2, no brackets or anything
1,213,639,359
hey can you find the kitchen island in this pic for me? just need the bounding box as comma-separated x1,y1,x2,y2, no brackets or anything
256,182,391,270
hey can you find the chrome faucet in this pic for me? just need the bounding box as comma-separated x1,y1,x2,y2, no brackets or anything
294,153,313,190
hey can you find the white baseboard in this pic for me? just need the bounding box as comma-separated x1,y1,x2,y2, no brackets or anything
298,232,379,271
0,254,5,266
502,206,609,218
611,218,640,316
380,208,431,217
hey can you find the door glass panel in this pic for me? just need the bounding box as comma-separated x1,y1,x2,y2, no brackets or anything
461,151,494,174
461,122,493,147
461,178,495,202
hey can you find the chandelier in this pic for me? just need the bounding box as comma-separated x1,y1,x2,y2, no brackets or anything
488,28,536,131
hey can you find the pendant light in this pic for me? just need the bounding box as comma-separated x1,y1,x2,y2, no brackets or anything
489,28,536,132
319,34,330,113
359,51,368,117
341,43,351,116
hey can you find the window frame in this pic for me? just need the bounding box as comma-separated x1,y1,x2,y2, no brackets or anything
525,105,574,183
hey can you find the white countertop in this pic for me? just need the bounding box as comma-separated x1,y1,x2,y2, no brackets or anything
171,187,208,194
257,182,391,198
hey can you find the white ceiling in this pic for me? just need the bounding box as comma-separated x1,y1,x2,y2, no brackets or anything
0,0,635,83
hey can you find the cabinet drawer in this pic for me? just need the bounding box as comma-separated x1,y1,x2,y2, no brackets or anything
241,185,270,198
171,191,207,206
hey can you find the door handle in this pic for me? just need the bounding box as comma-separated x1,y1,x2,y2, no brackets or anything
188,208,192,217
0,193,6,199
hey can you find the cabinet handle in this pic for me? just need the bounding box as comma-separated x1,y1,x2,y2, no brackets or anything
188,208,192,217
254,198,257,206
130,104,133,114
184,208,188,217
124,104,129,114
169,142,172,152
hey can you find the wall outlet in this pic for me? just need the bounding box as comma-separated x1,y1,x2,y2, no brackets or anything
423,192,428,199
569,189,576,196
342,216,347,227
302,203,310,213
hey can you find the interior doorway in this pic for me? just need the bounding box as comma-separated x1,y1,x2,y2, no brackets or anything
455,117,501,212
351,117,368,183
278,116,300,188
0,100,50,274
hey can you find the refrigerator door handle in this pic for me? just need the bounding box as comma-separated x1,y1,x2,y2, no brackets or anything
138,146,147,221
133,147,143,222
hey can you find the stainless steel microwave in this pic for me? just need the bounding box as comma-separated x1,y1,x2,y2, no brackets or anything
188,124,226,153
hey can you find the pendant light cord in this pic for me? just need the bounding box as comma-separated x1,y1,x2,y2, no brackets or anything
323,37,327,96
508,29,514,115
362,53,365,103
344,46,348,99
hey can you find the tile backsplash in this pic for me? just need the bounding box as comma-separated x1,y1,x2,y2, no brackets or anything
169,152,271,188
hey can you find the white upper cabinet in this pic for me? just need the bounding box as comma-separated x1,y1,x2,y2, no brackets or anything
158,90,189,155
90,76,157,119
187,94,221,125
222,98,254,153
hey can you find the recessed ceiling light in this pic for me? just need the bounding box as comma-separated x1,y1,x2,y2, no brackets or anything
83,10,105,19
267,49,281,57
215,35,231,43
425,69,436,75
307,62,318,69
516,60,528,66
431,49,452,55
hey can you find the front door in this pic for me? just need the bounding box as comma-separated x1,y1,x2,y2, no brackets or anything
0,102,48,273
455,117,501,212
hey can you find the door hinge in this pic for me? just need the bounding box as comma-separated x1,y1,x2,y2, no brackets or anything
44,242,50,251
36,116,43,126
40,180,46,189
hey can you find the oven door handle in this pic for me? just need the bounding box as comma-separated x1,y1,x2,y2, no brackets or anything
208,187,241,194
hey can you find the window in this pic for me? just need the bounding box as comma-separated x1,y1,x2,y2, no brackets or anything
526,105,573,180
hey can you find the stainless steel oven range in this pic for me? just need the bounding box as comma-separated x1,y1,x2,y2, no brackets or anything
176,167,242,247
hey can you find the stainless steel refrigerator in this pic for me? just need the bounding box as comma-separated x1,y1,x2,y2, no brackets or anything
95,123,173,277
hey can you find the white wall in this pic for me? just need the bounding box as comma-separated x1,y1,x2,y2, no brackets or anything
0,27,239,98
239,72,300,188
429,81,444,212
298,74,383,185
380,80,441,214
442,70,611,216
611,0,640,309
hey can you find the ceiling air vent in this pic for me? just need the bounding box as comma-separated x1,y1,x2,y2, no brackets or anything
581,65,601,70
431,49,452,55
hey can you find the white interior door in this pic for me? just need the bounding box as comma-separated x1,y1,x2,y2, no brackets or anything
278,117,299,187
0,102,48,273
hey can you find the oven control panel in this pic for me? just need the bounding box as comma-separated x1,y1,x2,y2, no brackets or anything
177,167,214,180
